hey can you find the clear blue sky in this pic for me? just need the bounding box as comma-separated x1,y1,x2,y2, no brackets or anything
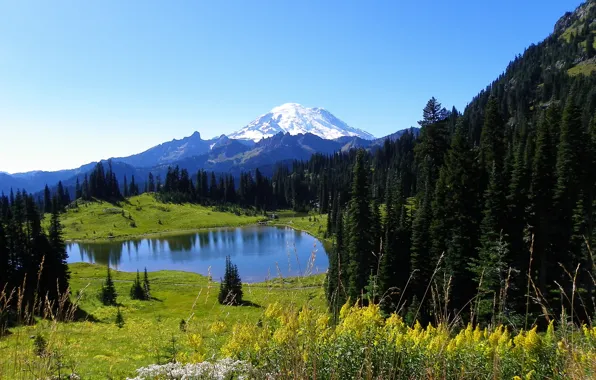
0,0,583,173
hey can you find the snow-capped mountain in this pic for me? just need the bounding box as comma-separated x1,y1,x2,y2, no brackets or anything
228,103,375,142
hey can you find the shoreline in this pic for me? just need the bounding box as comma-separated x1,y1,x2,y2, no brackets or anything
65,220,330,244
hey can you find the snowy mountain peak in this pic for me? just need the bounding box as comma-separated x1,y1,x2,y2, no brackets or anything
228,103,375,142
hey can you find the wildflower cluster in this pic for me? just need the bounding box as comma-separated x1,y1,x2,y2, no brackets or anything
127,358,257,380
218,301,596,379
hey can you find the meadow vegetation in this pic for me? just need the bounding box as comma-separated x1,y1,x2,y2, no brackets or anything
53,194,263,241
0,263,326,379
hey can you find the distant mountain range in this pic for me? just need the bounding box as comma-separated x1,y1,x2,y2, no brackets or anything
0,103,416,195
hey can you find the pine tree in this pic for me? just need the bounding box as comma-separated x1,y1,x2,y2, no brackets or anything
480,97,505,177
346,150,374,302
586,30,595,58
143,267,151,299
529,105,560,299
552,92,586,292
130,270,146,300
418,97,449,127
148,173,155,193
43,185,52,214
100,266,118,306
378,175,407,312
46,203,70,299
123,175,129,197
218,256,243,305
75,178,82,200
471,162,509,322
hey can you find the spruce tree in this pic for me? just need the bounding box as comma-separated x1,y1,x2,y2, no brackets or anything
552,92,586,293
378,176,406,312
143,267,151,299
130,270,146,300
218,256,243,305
148,173,155,193
46,204,70,299
100,266,118,306
346,150,374,302
529,105,559,298
43,185,52,214
471,162,509,322
123,175,129,198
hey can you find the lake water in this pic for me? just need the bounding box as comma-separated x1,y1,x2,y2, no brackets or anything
66,226,329,282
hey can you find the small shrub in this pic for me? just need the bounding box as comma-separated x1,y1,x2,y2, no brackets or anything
34,333,47,357
115,308,124,328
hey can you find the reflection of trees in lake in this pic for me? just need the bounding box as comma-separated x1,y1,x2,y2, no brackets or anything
164,233,195,252
74,241,125,267
65,227,329,281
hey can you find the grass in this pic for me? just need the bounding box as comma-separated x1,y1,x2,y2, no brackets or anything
273,210,328,242
568,61,596,76
0,262,326,379
54,194,263,241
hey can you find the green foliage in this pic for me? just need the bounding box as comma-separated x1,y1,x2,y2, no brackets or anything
100,266,118,306
130,270,148,300
115,308,125,328
218,256,243,306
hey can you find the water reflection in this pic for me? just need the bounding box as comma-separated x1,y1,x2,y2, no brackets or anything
67,226,328,282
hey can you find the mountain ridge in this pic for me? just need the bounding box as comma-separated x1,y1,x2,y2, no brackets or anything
229,103,375,142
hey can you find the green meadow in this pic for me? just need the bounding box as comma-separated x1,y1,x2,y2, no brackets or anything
0,263,326,379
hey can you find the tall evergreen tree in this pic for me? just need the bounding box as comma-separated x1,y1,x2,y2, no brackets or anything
346,150,374,302
100,267,118,306
218,256,243,305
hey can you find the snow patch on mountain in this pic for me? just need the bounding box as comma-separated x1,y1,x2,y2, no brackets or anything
228,103,375,142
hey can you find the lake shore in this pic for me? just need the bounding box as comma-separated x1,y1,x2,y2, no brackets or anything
55,194,329,243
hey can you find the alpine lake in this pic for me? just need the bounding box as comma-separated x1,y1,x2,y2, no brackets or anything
66,226,329,282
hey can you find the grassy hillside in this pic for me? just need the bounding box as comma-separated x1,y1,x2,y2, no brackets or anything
53,194,330,243
55,194,263,241
0,263,326,379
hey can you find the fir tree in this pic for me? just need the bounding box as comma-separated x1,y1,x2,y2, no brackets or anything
100,266,118,306
130,270,146,300
46,203,70,299
43,185,52,214
346,150,374,302
218,256,243,305
143,267,151,299
529,105,559,298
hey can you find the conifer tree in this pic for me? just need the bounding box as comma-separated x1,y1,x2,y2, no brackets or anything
378,176,406,312
346,150,374,302
143,267,151,299
218,256,243,305
471,162,509,322
480,97,505,177
100,266,118,306
148,173,155,193
123,175,129,197
43,185,52,214
130,270,146,300
46,202,70,299
529,105,560,298
552,93,586,287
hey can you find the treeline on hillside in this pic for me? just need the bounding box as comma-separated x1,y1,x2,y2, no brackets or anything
0,190,70,331
323,90,596,327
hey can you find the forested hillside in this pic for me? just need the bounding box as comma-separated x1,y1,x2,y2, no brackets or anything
314,1,596,326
